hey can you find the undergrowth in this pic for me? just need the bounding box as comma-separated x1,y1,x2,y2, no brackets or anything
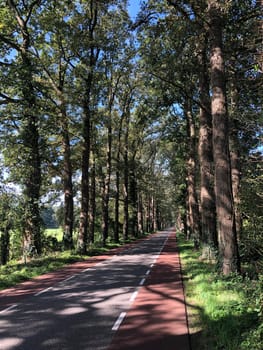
177,232,263,350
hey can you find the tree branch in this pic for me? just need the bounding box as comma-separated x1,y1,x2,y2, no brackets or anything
150,71,211,116
0,92,21,105
0,33,21,52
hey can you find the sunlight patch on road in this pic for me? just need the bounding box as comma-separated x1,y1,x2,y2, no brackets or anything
55,306,87,316
0,337,24,350
0,304,17,314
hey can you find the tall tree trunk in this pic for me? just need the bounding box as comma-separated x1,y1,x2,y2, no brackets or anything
61,105,74,250
146,195,151,233
89,141,96,244
102,107,113,246
77,1,98,254
137,193,144,235
185,99,200,248
129,160,138,237
22,114,42,254
198,33,217,259
208,0,240,274
78,93,91,254
114,127,121,243
229,83,242,241
114,166,120,243
152,196,158,232
149,195,154,232
0,224,11,265
230,134,242,241
123,107,130,241
115,107,126,243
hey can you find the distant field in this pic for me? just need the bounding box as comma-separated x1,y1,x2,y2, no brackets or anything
44,228,63,241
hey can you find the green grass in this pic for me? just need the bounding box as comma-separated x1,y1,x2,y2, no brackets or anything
0,251,87,290
177,233,263,350
44,228,64,241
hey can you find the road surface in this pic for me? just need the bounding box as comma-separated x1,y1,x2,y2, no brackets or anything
0,229,190,350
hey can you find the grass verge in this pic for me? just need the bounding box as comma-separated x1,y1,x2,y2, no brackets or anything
177,232,263,350
0,251,88,290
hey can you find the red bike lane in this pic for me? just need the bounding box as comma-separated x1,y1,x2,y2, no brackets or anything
108,231,191,350
0,240,145,311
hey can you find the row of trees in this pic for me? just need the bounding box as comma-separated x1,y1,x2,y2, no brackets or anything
0,0,262,275
0,0,176,264
135,0,262,275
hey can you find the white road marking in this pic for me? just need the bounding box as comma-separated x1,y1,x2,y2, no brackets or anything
63,275,75,282
0,304,17,314
139,278,146,286
145,269,151,276
112,312,126,331
34,287,52,297
129,290,138,302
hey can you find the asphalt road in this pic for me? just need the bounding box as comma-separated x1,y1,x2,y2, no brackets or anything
0,231,170,350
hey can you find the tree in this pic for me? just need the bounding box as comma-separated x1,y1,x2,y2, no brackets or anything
196,13,217,259
72,0,100,254
99,7,131,245
114,83,133,242
0,0,43,254
208,0,240,274
137,1,202,242
36,1,76,249
184,98,200,247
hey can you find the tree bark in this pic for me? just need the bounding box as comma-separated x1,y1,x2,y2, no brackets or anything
102,95,113,246
198,32,217,259
137,193,144,235
89,141,96,244
229,83,242,241
208,0,240,274
114,120,122,243
78,89,91,254
0,225,11,265
77,1,98,254
61,104,74,250
123,112,129,240
129,160,138,237
185,99,200,248
230,135,242,241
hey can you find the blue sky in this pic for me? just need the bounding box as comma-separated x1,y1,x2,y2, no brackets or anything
127,0,141,19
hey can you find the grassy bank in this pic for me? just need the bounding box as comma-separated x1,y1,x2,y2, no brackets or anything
0,251,86,290
177,233,263,350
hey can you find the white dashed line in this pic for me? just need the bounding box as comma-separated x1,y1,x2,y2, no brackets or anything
63,275,75,282
129,290,138,302
112,312,126,331
0,304,17,314
139,278,146,286
145,269,151,276
34,287,53,297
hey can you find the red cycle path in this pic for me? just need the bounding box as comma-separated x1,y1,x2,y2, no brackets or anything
0,241,142,311
108,231,190,350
